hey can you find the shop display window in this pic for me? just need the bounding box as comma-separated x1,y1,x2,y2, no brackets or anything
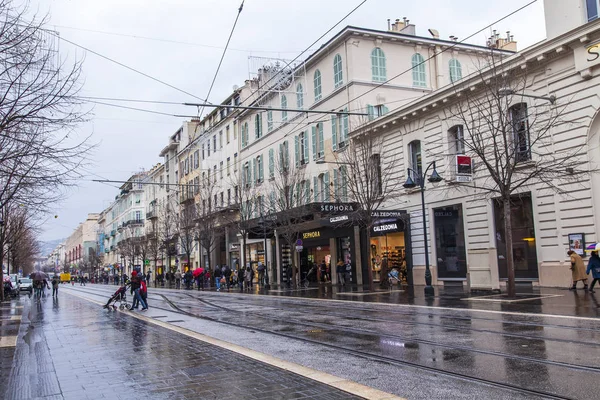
433,204,467,279
369,233,405,282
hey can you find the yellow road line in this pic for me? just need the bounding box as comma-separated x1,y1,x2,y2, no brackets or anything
66,290,404,400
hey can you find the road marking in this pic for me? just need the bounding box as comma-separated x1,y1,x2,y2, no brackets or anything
336,290,405,297
10,316,21,321
462,294,564,303
66,290,404,400
0,335,17,347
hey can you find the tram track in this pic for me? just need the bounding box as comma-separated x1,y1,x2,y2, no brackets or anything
66,286,589,400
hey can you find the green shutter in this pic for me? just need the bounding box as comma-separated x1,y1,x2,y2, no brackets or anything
333,169,339,200
324,172,330,201
382,105,389,115
331,116,337,151
342,108,349,143
367,104,375,121
313,176,318,202
341,167,348,200
318,124,324,158
303,133,309,164
269,149,274,178
259,155,264,182
252,158,256,186
294,136,300,167
311,126,317,160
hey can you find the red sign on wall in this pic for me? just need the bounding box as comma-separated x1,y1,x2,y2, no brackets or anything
456,155,472,175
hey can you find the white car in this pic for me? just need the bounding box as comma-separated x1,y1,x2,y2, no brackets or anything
19,278,33,293
9,275,20,292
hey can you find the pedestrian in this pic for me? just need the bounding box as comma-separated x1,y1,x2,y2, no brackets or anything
257,262,265,286
146,272,151,286
567,250,588,290
344,260,352,286
51,275,59,297
214,265,222,291
238,268,244,290
130,271,147,311
244,266,252,291
140,278,149,309
320,260,328,283
224,265,232,290
586,251,600,293
175,269,182,289
336,259,345,285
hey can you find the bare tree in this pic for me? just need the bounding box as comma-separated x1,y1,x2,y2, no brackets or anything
177,201,197,273
0,0,93,290
157,197,178,278
336,127,404,290
145,217,163,279
266,149,309,287
195,180,223,273
442,56,581,297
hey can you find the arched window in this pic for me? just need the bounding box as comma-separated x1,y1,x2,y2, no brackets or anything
314,69,322,101
371,48,386,82
281,95,288,122
296,83,304,109
411,53,426,87
333,54,343,88
449,59,462,83
408,140,422,183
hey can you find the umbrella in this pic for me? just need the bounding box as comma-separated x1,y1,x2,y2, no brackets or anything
30,271,48,281
3,276,10,283
586,243,600,251
192,268,204,278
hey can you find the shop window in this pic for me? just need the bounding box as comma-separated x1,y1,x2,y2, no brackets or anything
493,193,539,279
408,140,422,184
510,103,531,162
434,205,467,279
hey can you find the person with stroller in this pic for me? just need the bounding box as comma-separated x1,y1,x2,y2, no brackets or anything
103,283,130,310
130,271,147,311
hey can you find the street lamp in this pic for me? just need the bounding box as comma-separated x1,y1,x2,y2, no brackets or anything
403,161,443,297
258,202,271,290
497,88,556,104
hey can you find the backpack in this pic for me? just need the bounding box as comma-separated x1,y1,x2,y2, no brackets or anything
140,280,147,295
346,263,352,272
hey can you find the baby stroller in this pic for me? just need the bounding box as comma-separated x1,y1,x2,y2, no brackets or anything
103,283,131,311
301,265,317,288
388,268,401,287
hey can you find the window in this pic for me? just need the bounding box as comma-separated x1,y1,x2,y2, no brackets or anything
184,159,189,175
220,192,224,207
194,151,199,168
243,162,251,187
408,140,422,183
256,155,264,183
268,148,275,179
226,125,230,144
135,210,141,222
234,121,238,140
267,109,273,132
213,165,217,183
371,48,386,82
331,110,349,151
234,94,241,105
281,95,288,122
227,157,231,176
296,83,304,109
449,59,462,83
322,172,330,201
295,131,309,166
194,177,200,195
234,153,238,172
219,131,223,148
333,167,348,201
165,154,169,171
255,114,263,139
314,69,322,101
312,123,324,160
202,172,206,187
279,140,289,171
207,141,211,157
333,54,343,88
241,122,249,148
366,104,389,120
412,53,427,87
220,161,223,179
448,125,465,155
201,144,205,160
227,188,231,205
510,103,531,162
213,135,217,152
587,0,599,21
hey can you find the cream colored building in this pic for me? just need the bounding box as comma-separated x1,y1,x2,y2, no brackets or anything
63,213,99,273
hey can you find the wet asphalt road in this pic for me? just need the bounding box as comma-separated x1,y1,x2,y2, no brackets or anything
4,284,600,399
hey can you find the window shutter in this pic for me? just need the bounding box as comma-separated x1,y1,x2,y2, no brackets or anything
323,172,330,201
342,108,349,142
331,116,338,151
313,176,318,202
318,124,324,158
252,158,256,186
259,155,264,182
341,167,348,200
303,133,309,164
311,126,317,160
269,149,274,178
333,169,339,200
294,135,300,167
367,105,375,121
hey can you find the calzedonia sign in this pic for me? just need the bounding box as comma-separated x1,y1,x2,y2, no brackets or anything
372,223,399,233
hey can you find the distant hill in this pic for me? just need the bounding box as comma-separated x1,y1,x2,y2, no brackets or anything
38,238,65,257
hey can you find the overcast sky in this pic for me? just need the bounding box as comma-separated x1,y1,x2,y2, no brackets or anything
30,0,546,243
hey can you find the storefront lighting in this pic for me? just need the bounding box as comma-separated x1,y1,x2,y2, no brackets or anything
522,237,535,242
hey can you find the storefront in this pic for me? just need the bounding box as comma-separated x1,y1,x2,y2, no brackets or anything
433,204,467,280
299,229,331,282
369,212,408,283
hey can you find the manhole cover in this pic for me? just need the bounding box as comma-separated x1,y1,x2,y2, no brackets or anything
183,366,221,376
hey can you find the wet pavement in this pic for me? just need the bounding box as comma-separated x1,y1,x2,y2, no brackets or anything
1,292,365,400
63,284,600,400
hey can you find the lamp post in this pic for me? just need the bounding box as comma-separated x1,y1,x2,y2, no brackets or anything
497,88,556,104
403,161,443,297
258,202,271,290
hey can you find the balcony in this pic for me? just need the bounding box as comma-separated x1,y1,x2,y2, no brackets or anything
146,209,157,219
110,245,115,251
123,219,144,227
180,191,195,204
110,230,116,236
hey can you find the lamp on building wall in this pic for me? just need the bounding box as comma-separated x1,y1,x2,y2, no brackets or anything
497,88,556,104
403,161,443,297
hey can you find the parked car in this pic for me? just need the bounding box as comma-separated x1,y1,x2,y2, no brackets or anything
19,278,32,293
9,275,20,292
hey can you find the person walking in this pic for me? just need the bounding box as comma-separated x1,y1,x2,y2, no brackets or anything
244,266,252,291
336,259,345,285
586,251,600,293
257,262,265,286
344,260,352,286
175,269,182,289
214,266,222,291
224,265,232,290
51,276,59,297
140,278,149,309
568,250,588,290
320,260,328,283
130,271,147,311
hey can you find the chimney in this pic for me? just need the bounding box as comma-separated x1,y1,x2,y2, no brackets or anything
399,18,416,36
389,18,405,32
486,30,517,51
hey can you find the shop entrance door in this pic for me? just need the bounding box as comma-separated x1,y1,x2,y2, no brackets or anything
300,244,331,283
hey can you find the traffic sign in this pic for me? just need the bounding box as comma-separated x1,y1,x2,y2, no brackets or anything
296,239,303,246
144,259,150,265
295,245,303,252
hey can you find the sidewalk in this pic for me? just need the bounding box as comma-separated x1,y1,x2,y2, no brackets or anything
2,293,368,400
144,281,600,319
